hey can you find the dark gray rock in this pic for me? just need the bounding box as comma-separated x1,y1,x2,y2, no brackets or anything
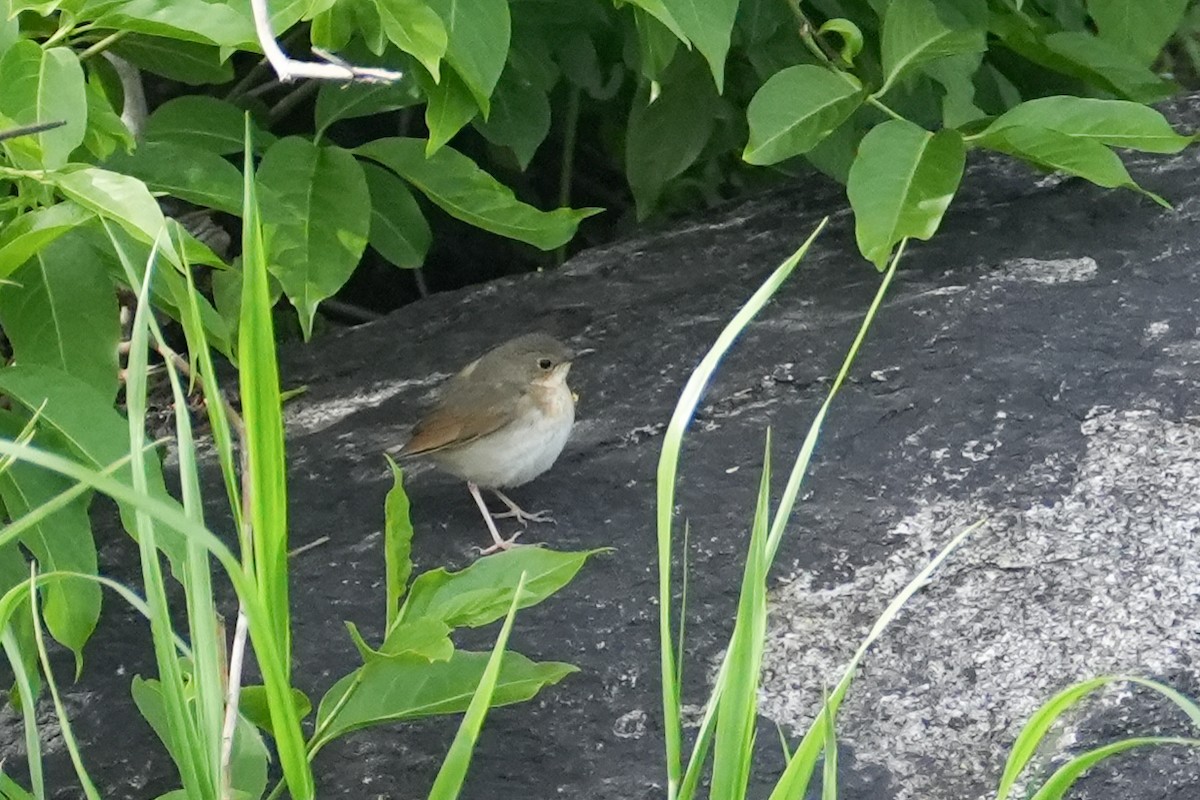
9,94,1200,799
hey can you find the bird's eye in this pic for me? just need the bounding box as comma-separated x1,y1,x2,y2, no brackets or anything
538,358,553,370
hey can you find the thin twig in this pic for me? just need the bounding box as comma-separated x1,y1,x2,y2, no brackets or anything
288,536,330,558
248,0,404,84
218,608,250,795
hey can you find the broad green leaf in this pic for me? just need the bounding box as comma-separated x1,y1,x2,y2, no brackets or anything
981,96,1193,153
743,65,864,166
473,61,552,170
1043,31,1177,102
50,168,172,258
239,685,313,739
922,51,986,129
0,411,100,667
847,119,965,268
621,0,687,44
144,96,271,156
978,124,1168,207
314,79,421,139
383,455,414,628
90,0,257,48
375,0,446,80
633,7,681,81
350,618,452,661
735,0,789,45
111,36,235,85
133,676,269,800
880,0,985,95
0,231,121,399
426,0,510,112
419,65,481,154
0,203,94,280
256,138,370,339
356,137,601,249
654,0,738,90
1086,0,1188,66
81,70,134,161
626,53,721,218
0,772,35,800
819,18,865,64
362,162,431,269
315,649,576,740
403,547,599,628
0,43,87,169
0,10,18,57
104,142,244,215
0,365,185,567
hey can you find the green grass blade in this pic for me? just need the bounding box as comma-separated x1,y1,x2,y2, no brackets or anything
0,401,45,478
1,626,43,800
238,112,314,800
27,566,101,800
123,237,212,797
997,675,1200,800
711,433,773,799
656,220,828,799
427,571,531,800
821,686,837,800
1029,737,1200,800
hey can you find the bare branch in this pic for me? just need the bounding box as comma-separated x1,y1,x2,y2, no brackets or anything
248,0,403,84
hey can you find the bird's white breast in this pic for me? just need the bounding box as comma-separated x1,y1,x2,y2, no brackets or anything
431,384,575,488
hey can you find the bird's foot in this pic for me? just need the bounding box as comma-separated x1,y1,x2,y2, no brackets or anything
492,507,555,526
473,529,525,556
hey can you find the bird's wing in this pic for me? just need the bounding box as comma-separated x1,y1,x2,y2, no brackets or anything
397,380,524,457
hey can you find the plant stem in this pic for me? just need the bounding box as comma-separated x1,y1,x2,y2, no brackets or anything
553,85,581,268
78,31,127,61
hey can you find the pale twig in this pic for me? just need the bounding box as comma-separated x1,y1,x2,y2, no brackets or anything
248,0,403,84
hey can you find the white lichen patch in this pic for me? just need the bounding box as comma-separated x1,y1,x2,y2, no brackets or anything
759,408,1200,800
990,257,1099,285
283,376,441,436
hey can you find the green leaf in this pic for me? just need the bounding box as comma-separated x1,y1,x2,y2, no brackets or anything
90,0,257,48
49,167,171,257
473,61,552,170
655,0,738,90
144,96,271,156
633,8,681,81
419,64,481,154
0,203,94,281
104,142,244,215
111,36,235,85
81,70,134,161
847,119,965,268
356,137,601,250
0,772,35,800
0,10,19,57
0,231,121,400
0,410,100,667
375,0,447,81
403,547,599,628
314,80,421,139
0,42,87,169
350,617,452,661
818,18,865,64
314,649,576,741
978,124,1168,207
0,365,186,568
1044,31,1177,102
133,675,270,800
426,0,510,112
362,162,431,269
239,685,313,738
1030,738,1200,800
922,51,986,128
1086,0,1188,66
626,53,721,219
256,137,371,338
880,0,986,95
743,65,864,166
383,455,414,629
980,96,1194,154
735,0,789,46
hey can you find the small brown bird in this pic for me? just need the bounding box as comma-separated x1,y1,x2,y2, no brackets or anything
398,333,576,554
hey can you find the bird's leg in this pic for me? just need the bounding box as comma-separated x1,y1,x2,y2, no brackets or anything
490,489,555,525
468,482,523,554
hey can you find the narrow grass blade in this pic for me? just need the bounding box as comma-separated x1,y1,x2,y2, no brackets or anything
1029,737,1200,800
656,219,828,799
821,686,837,800
27,566,101,800
427,571,531,800
0,401,45,477
711,433,773,799
997,675,1200,800
1,626,43,800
